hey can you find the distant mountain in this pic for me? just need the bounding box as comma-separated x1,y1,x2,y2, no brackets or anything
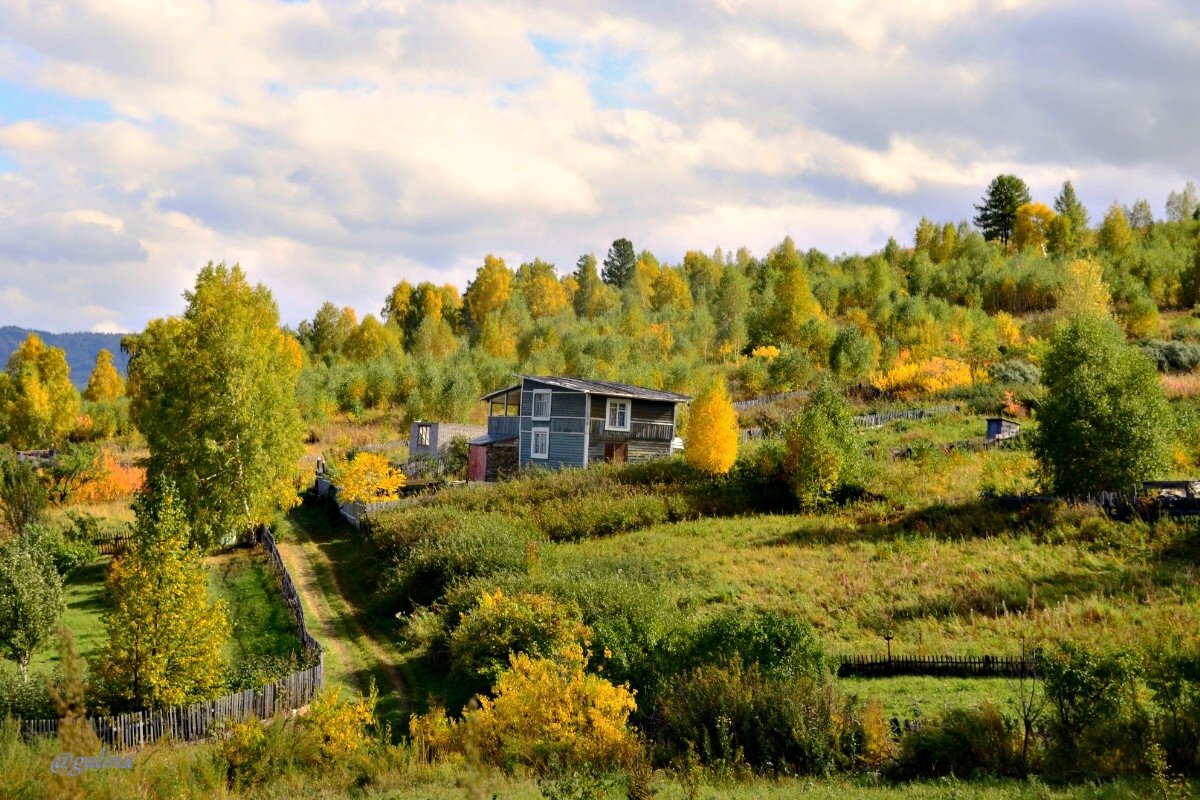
0,326,130,389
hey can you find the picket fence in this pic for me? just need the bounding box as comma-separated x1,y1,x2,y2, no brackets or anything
90,529,133,555
838,653,1034,678
22,527,323,748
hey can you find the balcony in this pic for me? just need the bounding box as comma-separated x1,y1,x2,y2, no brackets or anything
487,415,520,438
588,418,674,442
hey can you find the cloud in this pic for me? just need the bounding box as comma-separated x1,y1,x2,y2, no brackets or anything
0,0,1196,332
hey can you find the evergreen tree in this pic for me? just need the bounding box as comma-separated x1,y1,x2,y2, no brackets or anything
1033,315,1170,497
973,174,1032,247
601,238,636,288
93,481,230,710
1053,180,1090,234
125,262,305,548
0,449,48,536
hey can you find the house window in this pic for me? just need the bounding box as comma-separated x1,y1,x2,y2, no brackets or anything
605,398,630,431
532,390,552,420
531,427,550,459
418,425,431,447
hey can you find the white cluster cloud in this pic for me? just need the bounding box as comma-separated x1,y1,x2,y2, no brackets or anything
0,0,1197,333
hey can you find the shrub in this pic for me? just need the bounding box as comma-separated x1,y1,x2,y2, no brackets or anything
1138,339,1200,373
890,703,1023,780
782,379,862,509
988,358,1041,385
1144,639,1200,775
464,645,638,773
658,659,852,775
332,451,405,505
535,492,681,542
0,668,57,718
25,524,97,578
300,684,377,763
372,508,535,607
1037,641,1147,780
449,589,592,693
71,450,145,504
685,608,827,680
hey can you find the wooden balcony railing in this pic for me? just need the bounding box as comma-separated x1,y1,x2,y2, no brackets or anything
588,418,675,442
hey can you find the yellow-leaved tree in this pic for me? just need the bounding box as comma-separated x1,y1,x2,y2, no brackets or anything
1013,201,1056,254
82,349,125,402
1057,258,1112,320
0,333,80,448
93,480,230,711
685,380,739,474
335,452,406,505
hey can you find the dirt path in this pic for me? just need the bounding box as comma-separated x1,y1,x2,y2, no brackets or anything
275,514,409,716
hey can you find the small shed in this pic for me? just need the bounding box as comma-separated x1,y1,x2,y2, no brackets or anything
986,417,1021,442
409,422,486,459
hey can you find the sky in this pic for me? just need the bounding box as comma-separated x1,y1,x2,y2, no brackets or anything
1,0,1199,334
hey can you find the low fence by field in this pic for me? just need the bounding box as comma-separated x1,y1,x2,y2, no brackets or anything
838,653,1034,678
732,390,809,412
742,403,961,441
22,527,323,748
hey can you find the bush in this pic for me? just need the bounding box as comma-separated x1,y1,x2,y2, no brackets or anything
782,379,862,509
1037,641,1147,780
1139,338,1200,373
1144,640,1200,775
371,508,536,607
535,492,686,542
890,703,1023,780
658,659,855,775
0,668,57,718
463,645,638,773
448,589,591,693
685,608,827,680
988,358,1042,385
25,524,97,578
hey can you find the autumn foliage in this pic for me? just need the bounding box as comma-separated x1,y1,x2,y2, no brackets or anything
873,355,975,397
334,451,406,505
72,450,145,504
685,380,739,474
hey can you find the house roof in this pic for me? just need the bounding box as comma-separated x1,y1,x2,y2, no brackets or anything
521,375,691,402
469,433,518,445
479,376,691,403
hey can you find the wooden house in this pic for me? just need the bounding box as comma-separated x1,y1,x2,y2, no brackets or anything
986,417,1021,442
468,376,690,480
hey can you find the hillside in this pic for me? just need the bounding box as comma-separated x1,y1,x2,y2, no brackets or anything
0,325,129,388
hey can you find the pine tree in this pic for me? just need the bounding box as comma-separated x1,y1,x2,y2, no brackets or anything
973,174,1032,247
93,480,230,710
684,380,739,474
1053,180,1090,233
601,238,636,288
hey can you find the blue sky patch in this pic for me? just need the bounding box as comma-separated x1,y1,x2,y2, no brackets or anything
0,153,16,173
529,35,644,109
0,81,114,124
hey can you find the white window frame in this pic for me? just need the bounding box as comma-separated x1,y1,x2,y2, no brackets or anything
531,427,550,459
531,389,552,421
605,398,631,432
418,424,431,447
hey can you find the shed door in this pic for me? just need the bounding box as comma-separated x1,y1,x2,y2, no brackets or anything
468,444,487,481
604,443,627,464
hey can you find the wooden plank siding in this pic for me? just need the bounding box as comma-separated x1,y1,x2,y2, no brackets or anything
519,379,588,469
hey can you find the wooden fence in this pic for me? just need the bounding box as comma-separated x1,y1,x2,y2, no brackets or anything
732,390,809,412
22,527,323,747
90,529,133,555
838,653,1034,678
741,403,961,441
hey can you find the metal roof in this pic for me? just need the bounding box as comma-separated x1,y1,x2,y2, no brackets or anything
518,375,691,402
480,375,691,403
469,432,518,445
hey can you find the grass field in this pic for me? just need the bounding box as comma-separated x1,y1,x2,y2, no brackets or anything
9,544,305,684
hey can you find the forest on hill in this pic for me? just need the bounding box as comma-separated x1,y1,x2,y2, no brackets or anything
0,327,127,390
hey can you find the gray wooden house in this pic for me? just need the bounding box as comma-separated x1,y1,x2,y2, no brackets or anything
468,376,690,480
